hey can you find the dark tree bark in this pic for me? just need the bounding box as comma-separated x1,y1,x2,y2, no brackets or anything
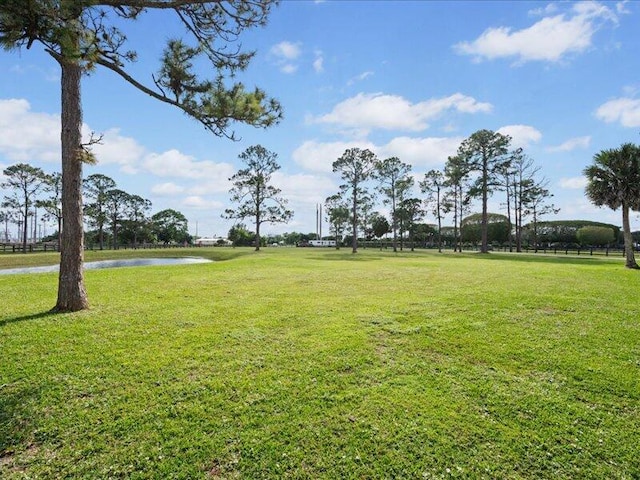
480,151,489,253
255,209,261,252
351,187,358,254
21,198,28,253
622,203,639,269
54,56,88,312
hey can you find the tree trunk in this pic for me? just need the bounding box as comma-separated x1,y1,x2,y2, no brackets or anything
57,216,62,252
533,209,539,253
391,195,397,253
351,186,358,254
255,212,261,251
54,56,89,312
622,204,639,269
480,160,489,253
454,187,460,252
505,181,513,253
515,179,523,252
22,204,28,253
437,214,442,254
437,188,442,253
33,207,38,243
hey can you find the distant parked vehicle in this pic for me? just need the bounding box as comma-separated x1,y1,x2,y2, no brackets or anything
308,240,336,247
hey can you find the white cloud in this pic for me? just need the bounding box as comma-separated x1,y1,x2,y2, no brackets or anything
454,1,619,64
272,172,337,205
312,92,492,134
529,3,559,16
143,150,201,178
0,98,60,162
0,97,242,208
497,124,542,148
189,177,234,196
292,135,462,174
292,140,376,173
281,64,298,74
560,197,614,219
559,176,588,189
270,41,302,60
616,1,631,15
347,71,374,86
88,141,235,195
0,163,8,183
91,128,146,172
622,84,640,96
182,196,224,210
269,41,302,73
595,97,640,127
313,50,324,73
547,136,591,152
142,149,234,188
378,136,463,168
151,182,185,196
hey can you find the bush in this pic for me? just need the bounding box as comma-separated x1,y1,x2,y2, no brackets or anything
576,226,615,246
461,213,510,245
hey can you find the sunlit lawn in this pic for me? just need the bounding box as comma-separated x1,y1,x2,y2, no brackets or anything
1,247,638,478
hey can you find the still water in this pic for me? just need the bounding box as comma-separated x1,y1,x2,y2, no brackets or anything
0,257,212,275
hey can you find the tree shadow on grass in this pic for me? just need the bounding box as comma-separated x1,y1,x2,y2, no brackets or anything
0,311,61,328
0,382,43,457
316,251,384,262
449,251,623,268
1,311,69,462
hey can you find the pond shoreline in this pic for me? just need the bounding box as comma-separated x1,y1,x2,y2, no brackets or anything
0,257,212,275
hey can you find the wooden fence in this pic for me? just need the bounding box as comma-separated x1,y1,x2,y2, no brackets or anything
0,242,193,253
0,243,59,253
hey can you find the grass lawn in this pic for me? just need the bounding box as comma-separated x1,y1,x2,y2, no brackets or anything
1,247,639,478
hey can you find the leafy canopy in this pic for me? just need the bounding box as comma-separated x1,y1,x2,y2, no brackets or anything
584,143,640,211
0,0,282,139
224,145,292,224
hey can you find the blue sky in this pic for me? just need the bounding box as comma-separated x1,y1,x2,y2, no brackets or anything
2,0,640,238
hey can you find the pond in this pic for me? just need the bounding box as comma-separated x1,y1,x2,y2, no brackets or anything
0,257,213,275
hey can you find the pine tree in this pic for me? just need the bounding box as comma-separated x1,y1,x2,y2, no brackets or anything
1,1,282,310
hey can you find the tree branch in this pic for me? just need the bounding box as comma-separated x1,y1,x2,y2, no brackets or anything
94,55,239,139
95,1,225,9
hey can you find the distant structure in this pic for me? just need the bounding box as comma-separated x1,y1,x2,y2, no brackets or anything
308,239,336,247
195,237,232,246
316,203,323,239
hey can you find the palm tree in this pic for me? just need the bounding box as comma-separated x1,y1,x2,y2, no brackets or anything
584,143,640,269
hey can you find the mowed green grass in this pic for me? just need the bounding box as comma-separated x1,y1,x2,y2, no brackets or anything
1,247,638,479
